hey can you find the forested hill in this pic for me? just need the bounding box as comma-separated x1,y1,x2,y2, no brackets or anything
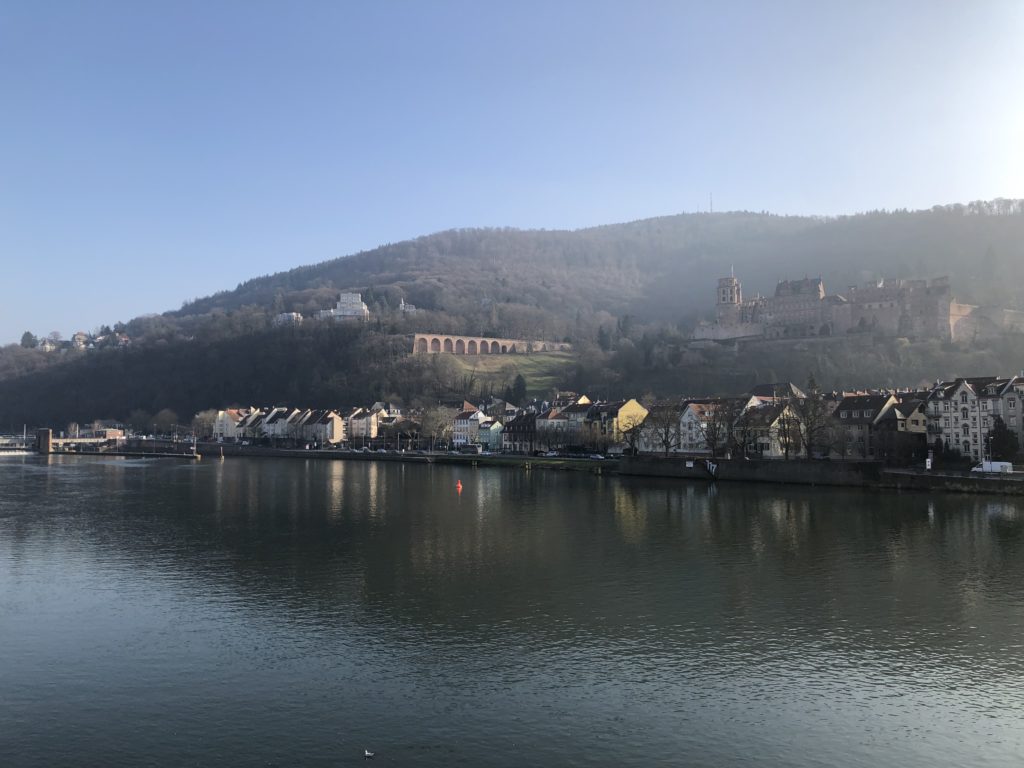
4,200,1024,427
178,200,1024,328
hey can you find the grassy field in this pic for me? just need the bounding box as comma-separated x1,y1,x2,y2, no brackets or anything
448,351,577,397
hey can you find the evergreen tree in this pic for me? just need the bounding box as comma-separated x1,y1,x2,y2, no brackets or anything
511,374,527,406
987,416,1019,460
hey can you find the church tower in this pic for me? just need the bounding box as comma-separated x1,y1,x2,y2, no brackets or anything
716,272,742,324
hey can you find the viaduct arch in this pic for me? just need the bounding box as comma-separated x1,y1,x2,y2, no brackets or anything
412,333,571,356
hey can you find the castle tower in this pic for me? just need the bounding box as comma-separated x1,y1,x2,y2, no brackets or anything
716,274,743,324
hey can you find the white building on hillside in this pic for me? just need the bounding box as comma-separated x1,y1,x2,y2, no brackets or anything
316,293,370,322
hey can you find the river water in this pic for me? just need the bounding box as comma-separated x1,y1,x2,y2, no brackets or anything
1,455,1022,767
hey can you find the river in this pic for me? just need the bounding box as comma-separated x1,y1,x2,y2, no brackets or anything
1,455,1022,766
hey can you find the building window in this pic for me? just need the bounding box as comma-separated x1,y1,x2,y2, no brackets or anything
961,393,968,404
981,401,988,411
961,408,969,419
1010,399,1017,410
840,411,848,419
944,418,950,428
852,410,860,418
943,402,950,412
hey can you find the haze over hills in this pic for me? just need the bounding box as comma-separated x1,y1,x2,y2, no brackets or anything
3,200,1024,428
176,199,1024,330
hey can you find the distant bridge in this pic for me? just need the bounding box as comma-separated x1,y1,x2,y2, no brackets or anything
412,333,571,355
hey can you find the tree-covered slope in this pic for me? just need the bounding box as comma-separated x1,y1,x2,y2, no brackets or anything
177,200,1024,327
4,201,1024,427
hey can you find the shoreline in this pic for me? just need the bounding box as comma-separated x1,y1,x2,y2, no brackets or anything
29,444,1024,496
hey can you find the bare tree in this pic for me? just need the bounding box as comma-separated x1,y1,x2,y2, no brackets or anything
191,409,218,440
153,408,179,436
618,410,646,456
420,406,455,451
775,406,803,460
718,397,751,458
641,401,684,457
794,376,833,459
730,404,760,458
694,400,731,458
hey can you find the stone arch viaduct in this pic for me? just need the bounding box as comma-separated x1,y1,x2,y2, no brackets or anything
412,333,572,355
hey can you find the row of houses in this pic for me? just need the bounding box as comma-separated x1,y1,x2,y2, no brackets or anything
639,375,1024,463
198,374,1024,463
204,394,651,454
211,402,403,446
457,395,650,454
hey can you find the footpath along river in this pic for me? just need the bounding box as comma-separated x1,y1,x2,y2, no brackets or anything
1,455,1022,767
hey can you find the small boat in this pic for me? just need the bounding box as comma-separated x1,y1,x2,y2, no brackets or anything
0,448,33,457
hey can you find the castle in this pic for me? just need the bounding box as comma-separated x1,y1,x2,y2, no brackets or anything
692,273,1024,343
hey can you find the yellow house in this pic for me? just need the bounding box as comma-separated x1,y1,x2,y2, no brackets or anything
586,398,649,445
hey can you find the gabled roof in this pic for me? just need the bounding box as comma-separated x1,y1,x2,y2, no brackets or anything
590,400,628,415
504,412,536,431
927,377,1019,401
264,408,293,425
834,394,895,425
561,402,593,415
736,402,791,428
537,408,567,421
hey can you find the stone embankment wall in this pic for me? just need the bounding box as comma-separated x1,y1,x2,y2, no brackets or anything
619,456,1024,496
620,456,883,487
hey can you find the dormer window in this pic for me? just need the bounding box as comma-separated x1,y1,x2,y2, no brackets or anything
840,411,848,419
852,410,860,418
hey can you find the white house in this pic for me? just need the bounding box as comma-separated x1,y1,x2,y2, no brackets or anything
260,407,301,440
926,376,1023,460
213,409,247,441
348,407,387,443
453,408,487,447
301,409,346,445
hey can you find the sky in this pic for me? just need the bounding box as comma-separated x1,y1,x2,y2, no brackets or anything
2,0,1023,343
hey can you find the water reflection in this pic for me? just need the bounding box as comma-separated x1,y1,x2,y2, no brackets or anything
2,457,1023,767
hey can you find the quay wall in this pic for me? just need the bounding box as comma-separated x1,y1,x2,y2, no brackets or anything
880,470,1024,496
619,456,883,487
619,456,1024,496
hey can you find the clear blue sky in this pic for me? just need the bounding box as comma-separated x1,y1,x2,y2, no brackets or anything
2,1,1022,343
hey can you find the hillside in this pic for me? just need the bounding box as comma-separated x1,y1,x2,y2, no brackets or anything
176,200,1024,329
4,200,1024,427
